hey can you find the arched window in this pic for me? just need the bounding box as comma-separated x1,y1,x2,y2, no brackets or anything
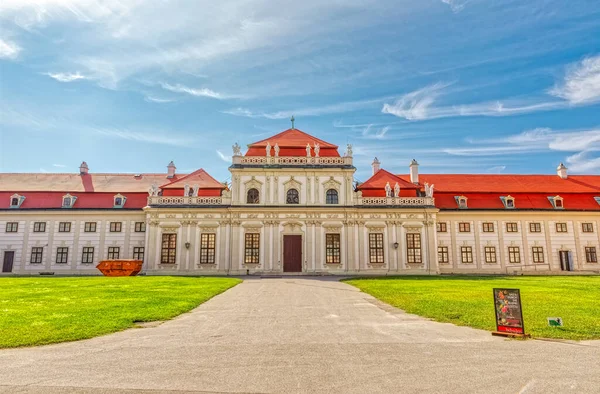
286,188,299,204
326,189,338,204
247,188,260,204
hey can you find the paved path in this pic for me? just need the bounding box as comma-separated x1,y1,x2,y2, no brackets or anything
1,278,599,393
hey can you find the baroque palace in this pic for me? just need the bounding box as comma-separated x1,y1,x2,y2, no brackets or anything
1,127,599,275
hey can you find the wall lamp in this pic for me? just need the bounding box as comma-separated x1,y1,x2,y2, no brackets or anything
393,242,399,249
185,242,191,249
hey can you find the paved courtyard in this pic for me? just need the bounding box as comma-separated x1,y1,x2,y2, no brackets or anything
1,277,599,393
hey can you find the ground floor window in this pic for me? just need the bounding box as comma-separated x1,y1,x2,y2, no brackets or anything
461,246,473,264
133,247,144,261
56,247,68,264
31,247,43,264
508,246,521,263
369,233,384,264
161,234,177,264
406,233,422,263
484,246,497,263
438,246,449,263
244,233,260,264
585,247,597,263
532,247,544,263
82,247,94,264
107,247,120,259
200,233,216,264
326,234,341,264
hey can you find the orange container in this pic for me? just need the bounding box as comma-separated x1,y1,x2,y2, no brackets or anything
96,260,143,276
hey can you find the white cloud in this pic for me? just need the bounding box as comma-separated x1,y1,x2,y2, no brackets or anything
216,150,232,163
88,127,193,146
549,54,600,105
361,124,389,140
487,165,506,174
0,38,21,59
144,96,176,103
565,151,600,173
382,82,449,120
45,71,87,82
161,83,228,100
441,0,470,13
52,163,66,168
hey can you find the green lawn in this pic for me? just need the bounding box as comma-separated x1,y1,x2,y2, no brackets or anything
344,276,600,340
0,276,241,348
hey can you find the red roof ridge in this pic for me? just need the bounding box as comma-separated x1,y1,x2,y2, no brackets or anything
248,128,338,148
159,168,224,189
359,169,420,189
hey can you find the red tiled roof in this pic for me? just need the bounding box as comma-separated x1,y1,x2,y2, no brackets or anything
358,169,420,198
433,192,599,210
246,128,340,157
160,169,225,190
0,192,149,209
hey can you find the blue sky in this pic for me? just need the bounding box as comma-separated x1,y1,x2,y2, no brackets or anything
1,0,599,183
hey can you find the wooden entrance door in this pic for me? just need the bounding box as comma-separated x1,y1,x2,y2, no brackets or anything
559,251,572,271
2,251,15,273
283,235,302,272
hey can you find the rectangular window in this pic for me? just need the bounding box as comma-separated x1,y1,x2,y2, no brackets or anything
326,234,341,264
133,247,145,261
461,246,473,264
244,233,260,264
484,246,497,263
582,223,593,233
107,247,120,259
368,233,384,264
406,233,422,264
31,247,44,264
200,233,216,264
529,222,541,233
585,247,597,263
82,247,94,264
56,247,68,264
438,246,449,264
458,222,471,232
109,222,122,232
84,222,97,232
482,222,494,232
58,222,71,232
33,222,46,232
6,222,18,232
506,222,518,232
532,246,544,263
135,222,146,232
508,246,521,264
436,222,447,232
556,223,567,233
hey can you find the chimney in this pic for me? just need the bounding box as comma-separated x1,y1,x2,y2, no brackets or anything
167,161,176,179
557,162,568,179
409,159,419,184
372,157,381,175
79,161,89,175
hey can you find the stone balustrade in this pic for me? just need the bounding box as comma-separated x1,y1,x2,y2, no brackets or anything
357,196,435,207
147,196,225,206
232,155,353,166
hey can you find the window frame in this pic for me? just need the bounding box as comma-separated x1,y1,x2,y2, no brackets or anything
506,222,518,233
84,222,97,232
246,188,260,204
368,233,385,264
33,222,46,233
484,246,497,263
436,222,447,233
406,233,422,264
30,247,44,264
529,222,541,233
585,247,597,263
109,222,122,233
556,222,568,233
200,233,216,264
161,234,177,264
56,247,69,264
482,222,494,233
460,246,473,264
133,247,145,261
325,233,341,264
244,233,260,264
82,247,94,264
458,222,471,233
508,246,521,264
532,246,544,263
286,188,300,204
6,222,18,232
107,246,120,259
582,223,593,233
438,246,449,264
58,222,71,233
134,222,146,232
325,189,339,205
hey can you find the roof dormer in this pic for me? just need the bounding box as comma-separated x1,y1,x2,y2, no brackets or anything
455,195,468,209
113,193,127,208
501,195,515,209
548,195,564,209
62,193,77,208
10,193,25,209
